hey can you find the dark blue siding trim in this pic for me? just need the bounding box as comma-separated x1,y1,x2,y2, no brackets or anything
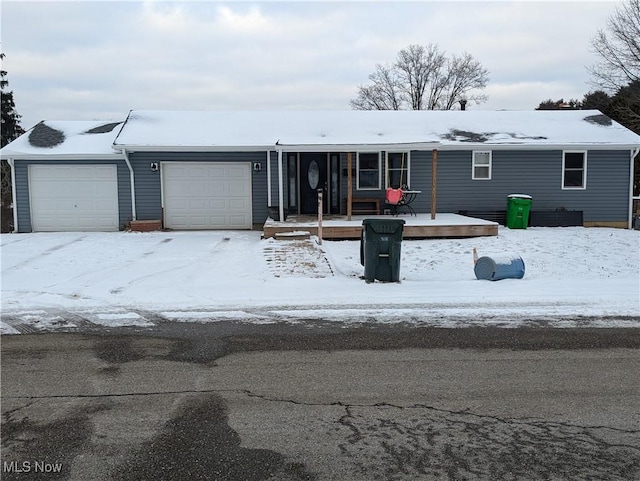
13,159,132,233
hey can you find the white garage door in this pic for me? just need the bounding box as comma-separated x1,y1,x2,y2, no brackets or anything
162,162,252,229
29,165,119,232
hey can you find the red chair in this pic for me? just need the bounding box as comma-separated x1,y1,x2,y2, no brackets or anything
385,187,404,215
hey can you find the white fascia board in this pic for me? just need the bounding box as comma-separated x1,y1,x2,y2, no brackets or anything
275,142,441,152
438,143,640,151
9,154,124,161
111,141,640,153
112,144,273,153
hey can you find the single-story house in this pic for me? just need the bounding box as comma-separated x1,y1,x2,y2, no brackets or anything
2,109,639,233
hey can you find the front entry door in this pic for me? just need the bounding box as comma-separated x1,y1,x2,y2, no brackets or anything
299,153,328,214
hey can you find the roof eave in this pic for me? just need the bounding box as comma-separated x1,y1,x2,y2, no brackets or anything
439,142,640,151
274,141,441,152
113,144,273,153
4,153,124,160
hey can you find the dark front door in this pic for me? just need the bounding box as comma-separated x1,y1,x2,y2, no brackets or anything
299,153,328,214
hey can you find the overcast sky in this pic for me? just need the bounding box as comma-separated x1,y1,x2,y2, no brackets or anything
1,0,619,130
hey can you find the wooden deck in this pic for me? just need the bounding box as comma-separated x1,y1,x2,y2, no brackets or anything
263,213,499,240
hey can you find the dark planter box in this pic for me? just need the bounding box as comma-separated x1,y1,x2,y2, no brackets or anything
458,210,507,226
529,210,583,227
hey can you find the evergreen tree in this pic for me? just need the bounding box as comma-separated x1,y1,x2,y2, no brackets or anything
1,53,24,148
581,90,612,111
535,98,582,110
1,52,25,232
607,81,640,134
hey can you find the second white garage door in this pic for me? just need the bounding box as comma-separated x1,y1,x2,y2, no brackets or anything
162,162,252,229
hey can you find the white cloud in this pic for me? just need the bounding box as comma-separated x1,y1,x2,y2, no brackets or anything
215,5,271,33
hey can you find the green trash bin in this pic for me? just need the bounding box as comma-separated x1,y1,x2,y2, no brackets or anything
361,218,405,283
506,194,532,229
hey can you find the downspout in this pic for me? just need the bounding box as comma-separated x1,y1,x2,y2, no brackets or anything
277,148,284,222
629,147,639,229
122,150,137,220
7,158,18,233
431,149,438,220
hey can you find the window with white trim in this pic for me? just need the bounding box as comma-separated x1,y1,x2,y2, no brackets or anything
472,151,492,180
562,151,587,189
386,152,410,188
357,152,381,190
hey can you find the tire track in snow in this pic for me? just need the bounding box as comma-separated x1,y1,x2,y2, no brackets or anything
112,237,232,293
3,235,86,271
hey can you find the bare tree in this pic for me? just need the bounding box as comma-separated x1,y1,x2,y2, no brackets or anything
394,44,446,110
589,0,640,91
439,53,489,110
350,64,403,110
350,43,489,110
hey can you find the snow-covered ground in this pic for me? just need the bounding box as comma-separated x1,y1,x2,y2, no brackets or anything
1,226,639,334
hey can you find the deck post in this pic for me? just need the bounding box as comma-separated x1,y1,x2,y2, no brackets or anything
317,189,323,245
347,152,353,220
431,149,438,220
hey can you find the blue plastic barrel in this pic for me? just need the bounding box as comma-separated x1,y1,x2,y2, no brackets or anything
474,254,525,281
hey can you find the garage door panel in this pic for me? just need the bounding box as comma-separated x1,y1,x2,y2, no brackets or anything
228,214,249,225
29,165,120,232
229,198,249,210
209,217,228,228
163,162,252,230
228,180,249,192
209,198,226,210
189,199,207,210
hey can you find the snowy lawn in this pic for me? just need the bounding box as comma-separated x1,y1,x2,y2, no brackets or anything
1,226,638,332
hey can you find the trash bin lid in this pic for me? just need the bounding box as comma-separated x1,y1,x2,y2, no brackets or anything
507,194,532,199
362,218,405,234
362,218,406,225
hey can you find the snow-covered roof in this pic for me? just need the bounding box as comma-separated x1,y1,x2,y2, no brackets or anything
113,109,640,151
3,111,639,159
1,120,124,159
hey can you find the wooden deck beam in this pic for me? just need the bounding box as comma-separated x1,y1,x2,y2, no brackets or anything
263,222,498,240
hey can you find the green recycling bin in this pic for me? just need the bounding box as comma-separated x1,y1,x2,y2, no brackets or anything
506,194,532,229
361,218,405,283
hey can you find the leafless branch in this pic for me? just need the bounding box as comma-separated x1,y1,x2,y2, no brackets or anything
351,43,489,110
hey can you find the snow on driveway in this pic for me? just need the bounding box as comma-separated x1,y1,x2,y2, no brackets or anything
1,226,639,333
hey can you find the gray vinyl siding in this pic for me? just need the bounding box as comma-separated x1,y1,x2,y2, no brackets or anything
13,158,132,233
128,151,269,225
15,148,627,233
339,149,630,222
421,149,630,222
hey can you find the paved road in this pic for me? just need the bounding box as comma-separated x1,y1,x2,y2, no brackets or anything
2,323,640,480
